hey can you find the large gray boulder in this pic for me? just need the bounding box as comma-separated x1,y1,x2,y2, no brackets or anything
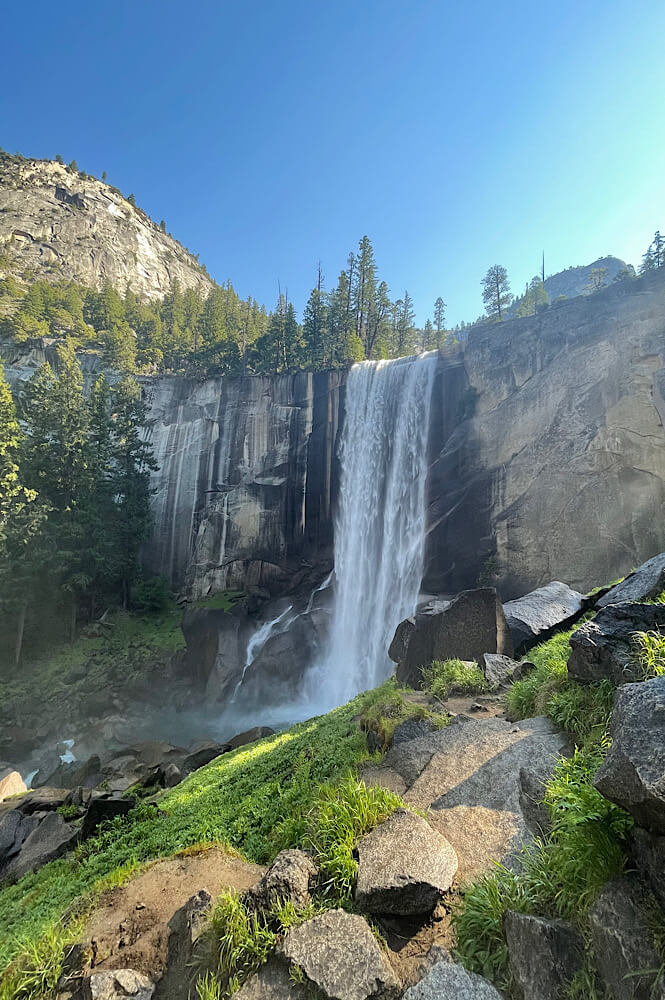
598,552,665,607
383,716,567,881
81,795,136,841
234,960,306,1000
279,909,400,1000
355,808,457,915
503,910,584,1000
594,676,665,832
629,827,665,910
503,582,584,653
84,969,155,1000
568,603,665,685
1,811,79,882
159,889,212,1000
244,849,317,913
478,653,529,689
390,588,514,688
0,808,40,867
402,960,502,999
589,875,664,1000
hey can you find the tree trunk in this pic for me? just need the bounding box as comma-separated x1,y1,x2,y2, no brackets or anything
14,601,27,665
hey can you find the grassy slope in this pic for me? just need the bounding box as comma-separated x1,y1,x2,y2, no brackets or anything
0,686,393,975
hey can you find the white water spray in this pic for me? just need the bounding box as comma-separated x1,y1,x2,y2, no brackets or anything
304,352,437,711
231,605,294,701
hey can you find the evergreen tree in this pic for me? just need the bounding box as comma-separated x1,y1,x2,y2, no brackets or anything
481,265,512,320
433,297,446,347
395,291,416,354
302,264,328,368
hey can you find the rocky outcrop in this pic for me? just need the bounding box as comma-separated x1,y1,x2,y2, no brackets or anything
568,603,665,685
598,551,665,607
390,589,513,688
502,582,584,653
84,970,155,1000
503,911,584,1000
594,676,665,831
1,810,79,882
376,715,567,881
589,875,665,1000
0,154,212,300
355,809,457,915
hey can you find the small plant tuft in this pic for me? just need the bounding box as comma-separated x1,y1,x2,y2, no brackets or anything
421,658,488,700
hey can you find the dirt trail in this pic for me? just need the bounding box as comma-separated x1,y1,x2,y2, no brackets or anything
83,848,265,981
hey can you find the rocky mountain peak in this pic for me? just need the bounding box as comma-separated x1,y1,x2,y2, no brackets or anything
0,153,214,300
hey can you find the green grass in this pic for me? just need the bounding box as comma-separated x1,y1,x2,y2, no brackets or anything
192,591,244,611
0,684,397,983
421,658,488,700
2,607,185,724
632,630,665,679
504,626,614,744
359,678,449,750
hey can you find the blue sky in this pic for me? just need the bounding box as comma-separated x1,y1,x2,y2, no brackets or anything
3,0,665,325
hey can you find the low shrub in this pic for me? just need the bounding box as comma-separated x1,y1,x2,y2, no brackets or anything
359,678,448,750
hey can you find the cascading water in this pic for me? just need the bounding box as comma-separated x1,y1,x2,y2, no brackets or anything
231,605,294,702
304,352,437,711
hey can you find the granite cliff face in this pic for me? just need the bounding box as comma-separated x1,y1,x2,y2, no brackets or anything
428,268,665,598
142,370,343,597
0,155,213,300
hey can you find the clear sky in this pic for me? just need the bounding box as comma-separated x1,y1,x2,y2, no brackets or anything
3,0,665,325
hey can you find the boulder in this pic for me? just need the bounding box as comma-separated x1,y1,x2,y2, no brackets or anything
568,603,665,685
402,960,502,999
0,808,40,865
384,716,567,881
355,809,458,915
518,767,552,838
0,768,26,802
503,582,584,654
83,969,155,1000
392,718,439,747
2,811,78,882
81,795,136,841
244,849,317,913
597,552,665,608
279,909,400,1000
140,763,182,789
181,741,231,773
234,959,308,1000
15,787,69,813
478,653,526,689
503,910,584,1000
35,754,102,790
629,827,665,909
593,677,665,832
390,588,514,688
589,875,664,1000
228,727,276,750
159,889,212,1000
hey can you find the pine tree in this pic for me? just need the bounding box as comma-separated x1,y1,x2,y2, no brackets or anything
396,291,416,354
433,297,446,347
302,264,328,368
481,265,512,321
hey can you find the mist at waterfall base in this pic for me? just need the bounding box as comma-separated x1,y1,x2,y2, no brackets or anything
228,351,438,726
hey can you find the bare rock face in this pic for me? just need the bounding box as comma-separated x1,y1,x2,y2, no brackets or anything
502,582,583,654
568,603,665,685
594,676,665,832
0,155,212,300
589,875,664,1000
142,370,343,595
244,849,317,913
279,909,401,1000
0,768,26,802
402,960,502,999
390,589,514,688
597,551,665,607
503,911,584,1000
1,811,79,882
355,809,458,915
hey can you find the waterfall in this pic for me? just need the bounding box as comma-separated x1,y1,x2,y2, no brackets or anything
231,605,294,702
304,352,437,711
